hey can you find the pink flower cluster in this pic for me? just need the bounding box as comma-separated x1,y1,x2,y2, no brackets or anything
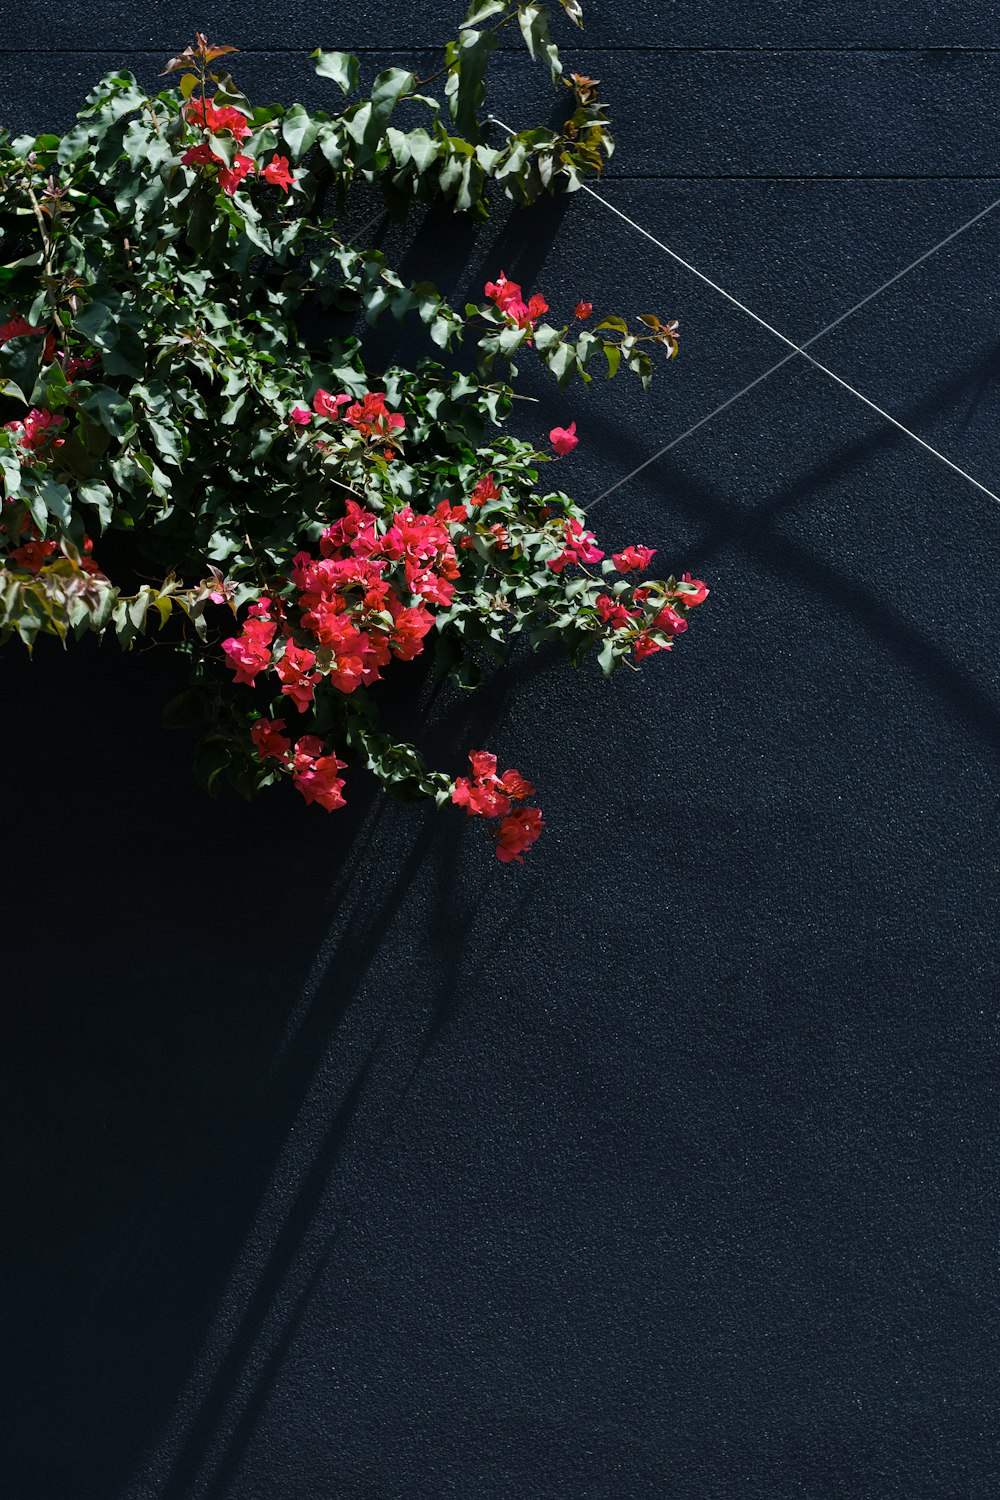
181,95,294,196
250,719,348,811
548,517,604,573
228,495,474,808
290,388,405,456
4,406,64,460
452,750,545,863
485,270,549,334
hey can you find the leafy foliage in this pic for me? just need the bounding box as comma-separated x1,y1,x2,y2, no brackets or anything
0,2,704,863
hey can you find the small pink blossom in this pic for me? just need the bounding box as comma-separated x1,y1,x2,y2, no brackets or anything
549,422,578,456
613,545,656,573
313,389,352,419
262,154,295,193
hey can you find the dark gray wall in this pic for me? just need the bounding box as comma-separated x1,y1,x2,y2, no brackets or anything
3,6,1000,1498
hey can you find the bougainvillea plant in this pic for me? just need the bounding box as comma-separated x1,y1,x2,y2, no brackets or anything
0,0,707,864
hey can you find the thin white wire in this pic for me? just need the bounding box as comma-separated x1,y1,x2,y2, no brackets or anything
487,117,1000,511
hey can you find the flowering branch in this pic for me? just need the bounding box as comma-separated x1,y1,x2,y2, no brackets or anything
0,3,709,866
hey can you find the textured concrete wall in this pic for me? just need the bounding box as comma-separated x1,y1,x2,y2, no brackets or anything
3,5,1000,1497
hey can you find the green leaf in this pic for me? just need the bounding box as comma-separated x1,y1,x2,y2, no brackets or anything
517,3,562,82
463,0,507,23
80,385,132,438
35,475,73,528
282,103,321,160
559,0,584,23
597,637,616,677
0,334,44,403
76,479,114,528
446,29,497,139
312,49,360,95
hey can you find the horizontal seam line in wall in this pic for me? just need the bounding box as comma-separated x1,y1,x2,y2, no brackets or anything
22,45,1000,55
599,174,1000,181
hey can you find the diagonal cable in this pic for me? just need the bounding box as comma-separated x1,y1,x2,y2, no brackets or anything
487,118,1000,511
581,185,1000,510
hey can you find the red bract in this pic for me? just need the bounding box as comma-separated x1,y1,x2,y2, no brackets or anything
574,300,593,320
344,392,405,441
291,739,348,812
678,573,709,606
222,617,276,685
495,806,545,864
250,717,292,759
181,142,217,168
497,768,535,800
484,270,548,333
5,407,64,458
8,537,57,572
549,422,578,456
0,313,45,344
452,776,511,818
290,405,312,425
469,474,501,506
218,155,255,196
653,605,688,636
451,751,543,861
613,545,656,573
548,517,604,574
389,603,434,660
262,153,294,193
313,389,351,419
633,633,663,661
596,594,639,628
184,96,252,140
275,639,320,710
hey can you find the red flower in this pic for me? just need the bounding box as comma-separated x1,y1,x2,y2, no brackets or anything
596,594,639,628
494,806,545,864
548,517,604,573
612,545,656,573
290,406,312,426
652,605,688,636
484,271,548,333
181,142,218,168
185,96,252,141
262,154,295,193
0,313,45,344
678,572,709,606
5,407,64,458
390,604,434,661
275,640,320,711
469,474,501,506
292,740,348,812
453,778,511,818
484,270,521,312
469,750,497,780
497,768,535,800
549,422,578,456
313,389,352,419
291,735,325,769
8,537,57,572
574,300,593,320
633,633,663,661
222,617,276,686
250,717,292,760
218,155,255,196
451,750,537,825
344,391,405,441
